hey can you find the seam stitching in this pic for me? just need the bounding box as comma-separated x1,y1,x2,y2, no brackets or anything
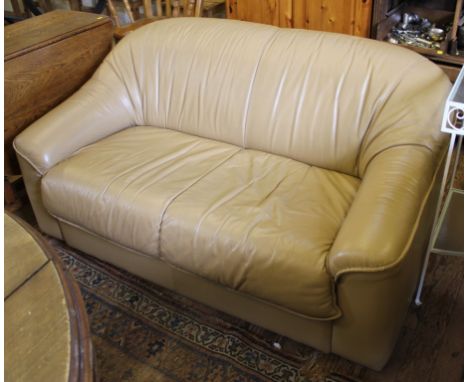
241,29,280,148
48,211,339,321
156,147,242,257
356,56,422,176
331,144,446,279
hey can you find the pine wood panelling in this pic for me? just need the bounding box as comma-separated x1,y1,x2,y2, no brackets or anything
307,0,354,34
236,0,280,26
279,0,293,27
292,0,306,29
226,0,238,19
353,0,372,36
227,0,372,37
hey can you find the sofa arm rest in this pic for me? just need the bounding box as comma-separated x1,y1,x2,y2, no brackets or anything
327,145,443,278
14,59,136,175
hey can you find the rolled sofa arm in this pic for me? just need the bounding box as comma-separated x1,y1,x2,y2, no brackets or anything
14,58,136,176
327,144,444,278
327,144,446,369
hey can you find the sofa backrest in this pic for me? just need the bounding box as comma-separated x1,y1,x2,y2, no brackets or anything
104,18,450,177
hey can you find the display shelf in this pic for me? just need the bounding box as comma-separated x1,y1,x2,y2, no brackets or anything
415,66,464,305
372,0,464,81
433,189,464,254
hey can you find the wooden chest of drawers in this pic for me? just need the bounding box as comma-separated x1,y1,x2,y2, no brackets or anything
5,10,113,175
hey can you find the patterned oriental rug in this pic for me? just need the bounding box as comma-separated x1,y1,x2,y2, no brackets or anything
49,238,463,382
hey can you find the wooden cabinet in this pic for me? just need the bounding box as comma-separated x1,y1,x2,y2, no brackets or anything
4,10,113,175
226,0,373,37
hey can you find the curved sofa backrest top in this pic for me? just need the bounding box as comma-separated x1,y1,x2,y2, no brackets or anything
91,18,450,177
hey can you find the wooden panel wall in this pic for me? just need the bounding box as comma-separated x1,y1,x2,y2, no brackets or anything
226,0,372,37
232,0,280,26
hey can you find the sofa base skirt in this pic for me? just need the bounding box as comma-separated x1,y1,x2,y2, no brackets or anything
58,221,333,354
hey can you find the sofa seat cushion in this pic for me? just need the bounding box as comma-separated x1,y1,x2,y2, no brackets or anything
42,126,360,319
42,126,241,255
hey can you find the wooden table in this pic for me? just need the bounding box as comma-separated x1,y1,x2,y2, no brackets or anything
5,212,94,382
4,10,113,176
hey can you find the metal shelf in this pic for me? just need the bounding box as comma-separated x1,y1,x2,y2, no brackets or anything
415,66,464,306
433,188,464,255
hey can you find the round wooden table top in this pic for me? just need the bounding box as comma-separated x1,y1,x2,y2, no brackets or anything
4,212,94,382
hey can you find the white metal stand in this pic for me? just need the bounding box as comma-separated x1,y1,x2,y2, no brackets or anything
415,66,464,306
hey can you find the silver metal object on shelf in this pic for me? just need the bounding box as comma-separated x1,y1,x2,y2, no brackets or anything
428,28,445,42
386,12,446,51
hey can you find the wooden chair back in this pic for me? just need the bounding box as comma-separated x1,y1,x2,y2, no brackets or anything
108,0,203,27
147,0,203,18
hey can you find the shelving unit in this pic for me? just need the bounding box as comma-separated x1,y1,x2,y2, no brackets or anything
415,66,464,305
372,0,464,81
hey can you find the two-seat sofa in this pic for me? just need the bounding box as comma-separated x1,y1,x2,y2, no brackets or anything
14,18,450,370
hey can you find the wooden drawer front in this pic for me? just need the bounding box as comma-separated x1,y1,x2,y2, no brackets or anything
4,11,113,175
226,0,372,37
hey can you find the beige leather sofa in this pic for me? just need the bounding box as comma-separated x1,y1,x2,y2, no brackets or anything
14,18,450,370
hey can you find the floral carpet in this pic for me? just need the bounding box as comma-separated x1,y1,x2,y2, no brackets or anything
49,238,463,382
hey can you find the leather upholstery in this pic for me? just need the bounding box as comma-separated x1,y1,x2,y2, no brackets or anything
328,145,439,277
14,18,448,177
43,126,359,318
161,145,359,319
332,151,446,368
17,156,63,238
60,221,333,353
14,18,451,369
42,127,239,255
